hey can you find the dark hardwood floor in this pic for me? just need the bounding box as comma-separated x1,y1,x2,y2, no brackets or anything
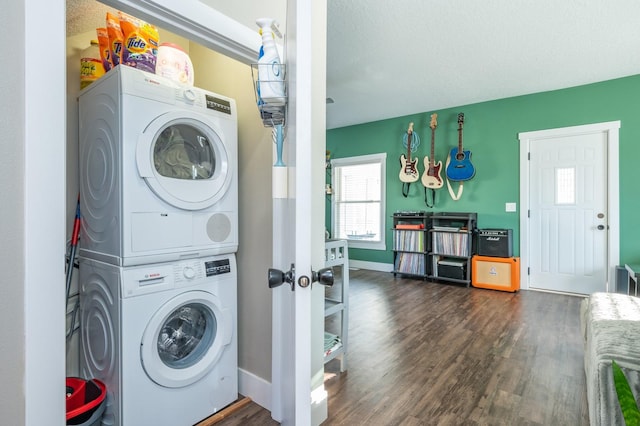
216,268,589,425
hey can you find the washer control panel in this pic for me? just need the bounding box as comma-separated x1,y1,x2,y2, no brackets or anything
172,257,232,284
173,259,205,283
121,255,235,297
204,258,231,276
182,265,196,279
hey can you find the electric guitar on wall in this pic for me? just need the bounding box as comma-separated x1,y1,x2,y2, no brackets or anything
421,113,443,189
399,122,419,183
445,113,475,181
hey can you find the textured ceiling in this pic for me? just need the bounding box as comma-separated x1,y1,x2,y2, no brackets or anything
326,0,640,129
66,0,115,37
67,0,640,129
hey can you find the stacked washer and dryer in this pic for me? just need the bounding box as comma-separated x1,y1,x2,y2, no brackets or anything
78,65,239,426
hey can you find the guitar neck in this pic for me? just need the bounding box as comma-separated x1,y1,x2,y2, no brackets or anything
406,122,414,159
457,113,465,153
430,129,435,164
429,114,438,166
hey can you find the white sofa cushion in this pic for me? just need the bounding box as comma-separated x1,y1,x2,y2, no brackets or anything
581,292,640,426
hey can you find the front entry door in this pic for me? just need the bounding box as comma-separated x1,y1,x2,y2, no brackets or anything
519,122,620,294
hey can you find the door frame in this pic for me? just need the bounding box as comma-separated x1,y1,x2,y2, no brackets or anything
518,121,620,292
99,0,261,64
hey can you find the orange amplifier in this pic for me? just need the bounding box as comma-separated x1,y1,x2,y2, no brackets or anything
471,255,520,292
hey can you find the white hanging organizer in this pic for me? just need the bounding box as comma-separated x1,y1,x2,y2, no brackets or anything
251,19,287,128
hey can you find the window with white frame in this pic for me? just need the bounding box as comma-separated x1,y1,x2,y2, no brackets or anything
331,153,386,250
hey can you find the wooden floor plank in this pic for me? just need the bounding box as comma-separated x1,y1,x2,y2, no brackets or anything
217,269,589,425
196,397,252,425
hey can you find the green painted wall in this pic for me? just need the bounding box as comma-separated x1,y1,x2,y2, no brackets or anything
327,74,640,265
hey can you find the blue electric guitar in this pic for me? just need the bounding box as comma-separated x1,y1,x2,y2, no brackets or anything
446,113,475,181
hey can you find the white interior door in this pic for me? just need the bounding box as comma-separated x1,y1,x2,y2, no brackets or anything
270,1,328,425
519,122,620,294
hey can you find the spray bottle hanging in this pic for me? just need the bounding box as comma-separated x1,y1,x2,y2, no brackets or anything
256,18,285,106
251,18,287,127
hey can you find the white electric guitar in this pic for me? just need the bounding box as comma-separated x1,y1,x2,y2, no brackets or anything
421,113,443,188
399,122,419,183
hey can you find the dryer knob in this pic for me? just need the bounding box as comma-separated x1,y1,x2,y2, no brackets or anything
183,266,196,279
183,89,197,102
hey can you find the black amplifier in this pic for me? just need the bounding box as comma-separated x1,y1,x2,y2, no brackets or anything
477,229,513,258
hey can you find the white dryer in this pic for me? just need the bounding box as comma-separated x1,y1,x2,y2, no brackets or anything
79,254,238,426
79,65,238,266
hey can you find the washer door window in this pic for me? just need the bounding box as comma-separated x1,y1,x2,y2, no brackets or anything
141,291,232,388
137,111,232,210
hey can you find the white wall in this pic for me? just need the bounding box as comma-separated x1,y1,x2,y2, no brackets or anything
65,31,89,376
0,1,67,425
0,2,27,424
189,44,275,383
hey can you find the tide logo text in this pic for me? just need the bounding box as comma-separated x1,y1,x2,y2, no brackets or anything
126,35,146,52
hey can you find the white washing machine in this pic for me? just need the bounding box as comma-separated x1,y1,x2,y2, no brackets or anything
79,254,238,426
78,65,238,266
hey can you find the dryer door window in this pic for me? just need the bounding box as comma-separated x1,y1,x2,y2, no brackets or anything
141,291,232,388
154,124,216,181
137,112,233,211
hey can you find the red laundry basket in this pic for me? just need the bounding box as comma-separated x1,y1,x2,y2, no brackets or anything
66,377,106,425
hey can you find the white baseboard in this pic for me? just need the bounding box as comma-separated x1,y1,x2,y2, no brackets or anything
238,368,272,411
349,260,393,272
